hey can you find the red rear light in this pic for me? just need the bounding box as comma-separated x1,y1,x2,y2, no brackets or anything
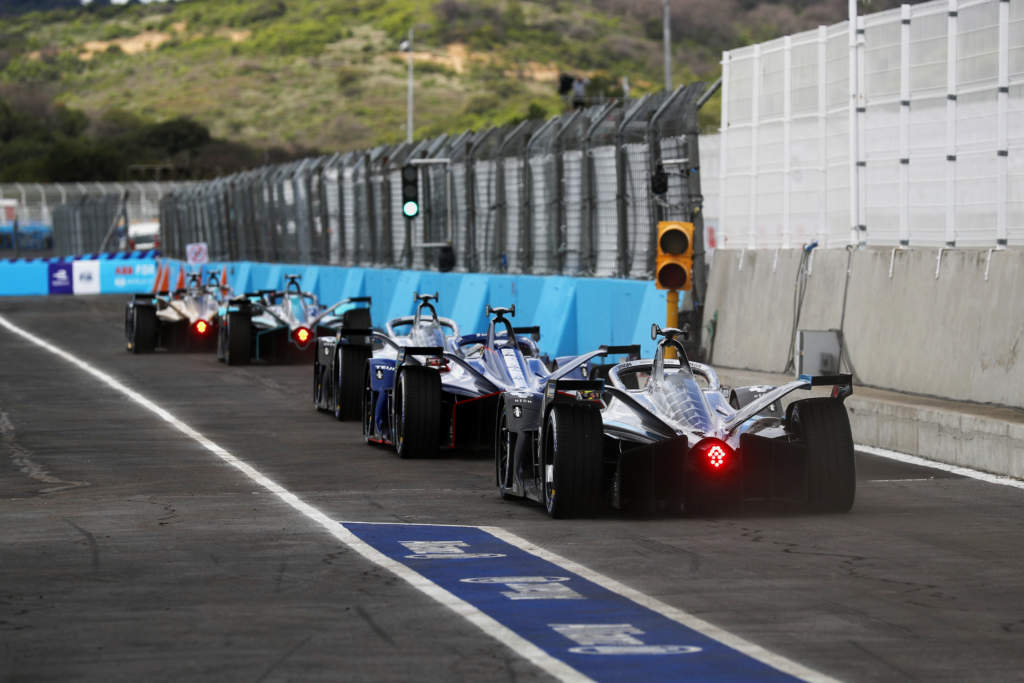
293,327,312,346
425,356,449,371
692,438,733,472
194,320,209,335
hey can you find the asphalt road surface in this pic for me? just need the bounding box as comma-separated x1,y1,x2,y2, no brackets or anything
2,295,1022,682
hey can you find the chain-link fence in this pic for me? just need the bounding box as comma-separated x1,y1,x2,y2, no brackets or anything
0,181,196,254
157,84,708,279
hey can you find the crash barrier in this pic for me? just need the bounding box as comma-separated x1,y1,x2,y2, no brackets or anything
712,0,1024,250
0,182,196,255
0,251,160,296
155,84,708,280
702,246,1024,410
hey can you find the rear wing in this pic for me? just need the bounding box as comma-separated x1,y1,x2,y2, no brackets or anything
724,373,853,434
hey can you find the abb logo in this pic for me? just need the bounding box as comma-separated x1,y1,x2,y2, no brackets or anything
115,266,134,275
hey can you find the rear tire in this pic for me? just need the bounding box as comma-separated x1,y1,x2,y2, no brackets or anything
336,345,371,421
543,404,603,518
129,306,156,353
394,366,440,459
224,312,251,366
790,398,856,512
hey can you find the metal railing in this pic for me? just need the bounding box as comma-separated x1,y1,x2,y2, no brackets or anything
157,84,709,279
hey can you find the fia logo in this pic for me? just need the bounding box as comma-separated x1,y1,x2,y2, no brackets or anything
375,368,384,380
512,405,522,419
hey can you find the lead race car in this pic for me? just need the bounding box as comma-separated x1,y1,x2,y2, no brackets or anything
216,274,359,365
365,303,582,459
125,271,226,353
497,324,856,518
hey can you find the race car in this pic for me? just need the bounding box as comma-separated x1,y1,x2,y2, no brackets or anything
365,303,586,459
216,274,357,365
496,324,856,518
314,292,458,420
125,271,226,353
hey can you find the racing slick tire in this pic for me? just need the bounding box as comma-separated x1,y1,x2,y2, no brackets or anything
128,305,157,353
790,397,856,513
543,404,603,519
495,401,518,499
393,366,440,459
224,312,251,366
335,345,371,421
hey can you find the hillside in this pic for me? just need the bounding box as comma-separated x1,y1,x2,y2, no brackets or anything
0,0,900,180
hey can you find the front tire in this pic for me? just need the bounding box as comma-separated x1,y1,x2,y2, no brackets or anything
495,404,517,499
393,366,440,459
543,404,603,518
790,398,856,512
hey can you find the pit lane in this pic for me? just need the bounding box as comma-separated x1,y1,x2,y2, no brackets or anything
2,295,1023,682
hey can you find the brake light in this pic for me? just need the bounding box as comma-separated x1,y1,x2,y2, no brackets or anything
425,356,450,372
707,444,727,469
692,438,733,471
194,320,209,335
293,327,312,346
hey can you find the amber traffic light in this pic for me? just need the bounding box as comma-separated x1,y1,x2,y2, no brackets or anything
655,221,694,291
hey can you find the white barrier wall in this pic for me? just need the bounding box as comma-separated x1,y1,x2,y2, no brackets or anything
709,0,1024,250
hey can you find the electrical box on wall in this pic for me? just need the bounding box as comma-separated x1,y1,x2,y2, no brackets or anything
795,329,841,377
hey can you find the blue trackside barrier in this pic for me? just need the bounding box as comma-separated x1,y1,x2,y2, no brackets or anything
0,251,161,296
208,261,672,358
0,257,677,356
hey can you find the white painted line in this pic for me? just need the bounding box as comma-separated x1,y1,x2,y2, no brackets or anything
0,314,588,683
856,444,1024,491
868,478,935,483
481,526,840,683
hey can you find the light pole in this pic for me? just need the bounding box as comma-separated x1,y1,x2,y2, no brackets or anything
663,0,672,92
400,29,414,144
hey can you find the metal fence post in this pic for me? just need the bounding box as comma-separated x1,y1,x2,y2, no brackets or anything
996,0,1009,248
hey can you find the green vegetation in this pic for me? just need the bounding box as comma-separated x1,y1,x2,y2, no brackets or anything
0,0,897,181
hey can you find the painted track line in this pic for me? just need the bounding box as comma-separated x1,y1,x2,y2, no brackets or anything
0,314,585,683
856,444,1024,490
1,313,833,682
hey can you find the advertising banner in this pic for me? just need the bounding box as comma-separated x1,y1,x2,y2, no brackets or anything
71,260,101,295
99,260,158,294
47,262,74,295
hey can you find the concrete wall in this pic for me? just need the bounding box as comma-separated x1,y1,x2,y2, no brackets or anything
703,247,1024,409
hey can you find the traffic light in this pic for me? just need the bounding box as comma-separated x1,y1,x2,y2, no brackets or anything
401,163,419,218
655,221,694,291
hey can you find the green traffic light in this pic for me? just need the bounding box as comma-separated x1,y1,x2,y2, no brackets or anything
402,201,419,218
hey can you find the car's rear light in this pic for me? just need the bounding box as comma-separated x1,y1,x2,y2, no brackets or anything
293,326,312,346
692,438,733,471
425,356,449,372
194,319,209,335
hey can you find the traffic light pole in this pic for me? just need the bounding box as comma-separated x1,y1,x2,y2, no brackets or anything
665,289,679,359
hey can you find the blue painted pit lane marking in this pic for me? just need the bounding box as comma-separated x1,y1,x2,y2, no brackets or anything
343,522,811,682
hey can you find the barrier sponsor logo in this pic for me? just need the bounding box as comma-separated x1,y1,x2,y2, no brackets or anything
101,260,157,294
72,260,100,295
344,522,800,681
47,263,74,295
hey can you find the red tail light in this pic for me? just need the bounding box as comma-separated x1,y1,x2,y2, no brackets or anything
194,320,209,335
692,438,733,472
293,327,312,346
425,356,449,371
